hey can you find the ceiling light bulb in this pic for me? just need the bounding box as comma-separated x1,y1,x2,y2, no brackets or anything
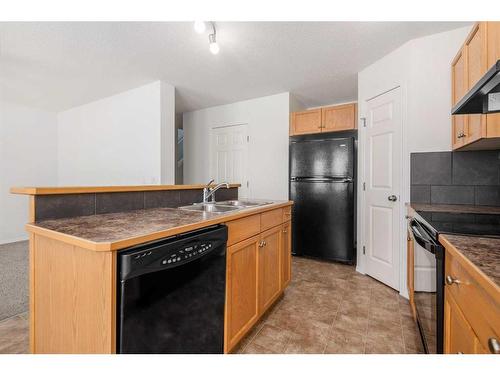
194,21,206,34
209,41,220,55
208,33,219,55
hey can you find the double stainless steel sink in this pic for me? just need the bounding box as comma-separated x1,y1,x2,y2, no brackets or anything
178,200,272,213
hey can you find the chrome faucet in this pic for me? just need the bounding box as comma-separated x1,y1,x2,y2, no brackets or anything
202,179,229,203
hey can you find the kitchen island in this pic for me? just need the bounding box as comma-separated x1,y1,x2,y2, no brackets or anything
11,185,293,354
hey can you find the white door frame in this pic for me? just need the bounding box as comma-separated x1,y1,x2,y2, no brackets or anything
357,85,410,298
209,122,249,198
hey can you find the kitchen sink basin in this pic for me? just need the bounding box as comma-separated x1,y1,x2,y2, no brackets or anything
178,203,241,213
216,200,272,207
178,200,272,213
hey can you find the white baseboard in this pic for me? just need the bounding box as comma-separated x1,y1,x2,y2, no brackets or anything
399,289,409,300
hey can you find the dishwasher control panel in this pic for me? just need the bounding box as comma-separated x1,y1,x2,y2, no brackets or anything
118,225,228,281
160,242,213,265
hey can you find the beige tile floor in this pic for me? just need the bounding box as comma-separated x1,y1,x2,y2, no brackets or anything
234,256,424,354
0,257,423,354
0,312,28,354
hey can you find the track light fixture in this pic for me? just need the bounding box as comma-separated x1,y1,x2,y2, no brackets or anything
193,21,219,55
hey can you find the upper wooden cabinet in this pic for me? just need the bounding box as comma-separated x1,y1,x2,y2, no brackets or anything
451,22,500,150
487,21,500,68
290,103,357,136
452,48,468,149
290,109,322,135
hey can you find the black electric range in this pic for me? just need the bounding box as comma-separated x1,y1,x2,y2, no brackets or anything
415,209,500,239
408,207,500,354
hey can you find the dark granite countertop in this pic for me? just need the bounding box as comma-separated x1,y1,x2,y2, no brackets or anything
26,201,292,251
440,234,500,287
407,203,500,215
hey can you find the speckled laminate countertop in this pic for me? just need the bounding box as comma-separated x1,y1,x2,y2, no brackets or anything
26,201,292,251
440,234,500,287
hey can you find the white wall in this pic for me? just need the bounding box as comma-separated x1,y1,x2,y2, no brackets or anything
0,101,58,244
160,82,176,184
57,81,175,186
357,26,472,296
183,93,293,200
406,28,473,153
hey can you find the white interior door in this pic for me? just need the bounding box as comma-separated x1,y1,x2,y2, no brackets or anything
210,124,249,197
364,87,402,290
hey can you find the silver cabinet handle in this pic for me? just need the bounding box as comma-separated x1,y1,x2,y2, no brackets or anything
263,240,267,247
388,195,398,202
258,240,264,248
445,275,461,285
283,229,287,233
488,338,500,354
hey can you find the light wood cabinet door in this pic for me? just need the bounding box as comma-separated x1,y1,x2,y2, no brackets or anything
290,109,322,135
465,23,487,145
281,222,291,289
225,235,260,352
485,22,500,139
444,292,479,354
407,229,416,319
486,21,500,68
466,23,487,89
258,226,282,314
452,48,467,149
322,103,357,132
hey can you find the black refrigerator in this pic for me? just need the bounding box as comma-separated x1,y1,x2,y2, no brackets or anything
289,133,356,263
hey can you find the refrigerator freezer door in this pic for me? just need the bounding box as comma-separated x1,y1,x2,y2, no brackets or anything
290,137,354,178
290,180,355,262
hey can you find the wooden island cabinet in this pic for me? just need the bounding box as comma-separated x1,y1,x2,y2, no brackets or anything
225,206,292,352
12,185,293,354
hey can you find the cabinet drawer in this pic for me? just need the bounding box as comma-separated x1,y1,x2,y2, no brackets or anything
261,208,283,231
445,249,500,352
282,206,292,222
226,214,261,246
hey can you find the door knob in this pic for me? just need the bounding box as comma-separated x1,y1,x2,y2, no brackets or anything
388,195,398,202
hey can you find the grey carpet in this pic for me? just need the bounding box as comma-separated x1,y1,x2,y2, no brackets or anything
0,241,28,321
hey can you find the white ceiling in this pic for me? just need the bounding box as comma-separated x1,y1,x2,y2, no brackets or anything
0,22,470,113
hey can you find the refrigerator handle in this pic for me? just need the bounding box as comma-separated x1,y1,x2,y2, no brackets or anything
291,177,353,183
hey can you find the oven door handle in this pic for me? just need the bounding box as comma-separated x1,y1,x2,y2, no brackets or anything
409,219,441,254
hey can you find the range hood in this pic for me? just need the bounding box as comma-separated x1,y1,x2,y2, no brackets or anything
452,60,500,115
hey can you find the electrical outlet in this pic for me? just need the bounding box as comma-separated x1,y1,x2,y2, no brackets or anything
488,92,500,112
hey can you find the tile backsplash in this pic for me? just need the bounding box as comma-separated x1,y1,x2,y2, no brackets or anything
34,187,239,221
410,150,500,206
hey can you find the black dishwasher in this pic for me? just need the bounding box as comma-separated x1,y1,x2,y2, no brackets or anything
117,225,227,354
